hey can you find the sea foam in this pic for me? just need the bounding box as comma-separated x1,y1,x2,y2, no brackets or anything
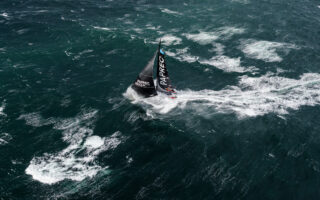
22,110,123,184
158,34,182,46
199,56,258,73
240,40,298,62
166,47,199,63
184,27,245,45
165,47,256,73
184,32,219,45
124,73,320,118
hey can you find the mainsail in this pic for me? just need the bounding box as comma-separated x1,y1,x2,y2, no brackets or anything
156,41,174,94
131,51,158,98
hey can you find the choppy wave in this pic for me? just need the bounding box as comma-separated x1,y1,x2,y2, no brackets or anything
0,101,6,117
240,40,298,62
124,73,320,118
20,110,123,184
0,133,12,146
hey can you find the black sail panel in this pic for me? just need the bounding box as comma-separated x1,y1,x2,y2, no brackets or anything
131,51,157,98
156,48,171,92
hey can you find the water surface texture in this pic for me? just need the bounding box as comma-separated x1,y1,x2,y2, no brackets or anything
1,0,320,199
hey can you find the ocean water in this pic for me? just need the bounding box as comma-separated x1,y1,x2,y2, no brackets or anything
1,0,320,199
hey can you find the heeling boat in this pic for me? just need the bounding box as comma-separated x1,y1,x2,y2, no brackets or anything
131,40,177,98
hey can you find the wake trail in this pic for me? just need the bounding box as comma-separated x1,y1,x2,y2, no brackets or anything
124,73,320,118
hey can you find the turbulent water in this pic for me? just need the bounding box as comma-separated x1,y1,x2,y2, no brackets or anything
1,0,320,199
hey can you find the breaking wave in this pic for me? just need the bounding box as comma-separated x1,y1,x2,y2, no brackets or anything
124,73,320,118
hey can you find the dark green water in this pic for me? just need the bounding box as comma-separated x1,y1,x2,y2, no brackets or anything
1,0,320,199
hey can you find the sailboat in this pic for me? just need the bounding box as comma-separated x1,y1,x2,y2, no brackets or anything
131,40,177,98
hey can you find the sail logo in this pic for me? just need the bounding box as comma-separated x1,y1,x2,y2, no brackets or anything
159,56,166,85
135,79,150,87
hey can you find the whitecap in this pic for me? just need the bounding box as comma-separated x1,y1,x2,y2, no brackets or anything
166,48,199,63
199,56,258,73
33,10,49,13
132,28,143,34
158,34,182,46
209,43,225,55
145,24,160,30
126,155,133,163
184,32,219,45
216,26,245,39
240,39,298,62
84,136,105,149
0,12,9,19
184,27,245,45
160,8,182,15
165,47,256,73
0,101,6,116
93,26,115,31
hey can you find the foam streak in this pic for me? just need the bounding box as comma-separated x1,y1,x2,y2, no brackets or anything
124,73,320,118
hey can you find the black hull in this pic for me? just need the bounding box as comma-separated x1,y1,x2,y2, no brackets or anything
131,84,157,98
